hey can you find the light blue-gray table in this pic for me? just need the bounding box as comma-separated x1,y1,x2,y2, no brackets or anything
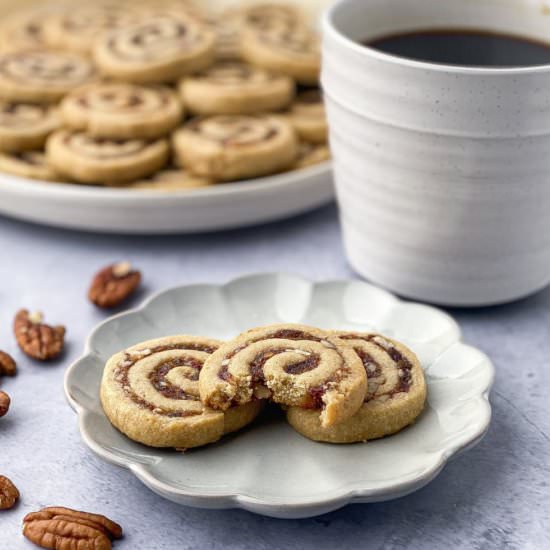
0,205,548,550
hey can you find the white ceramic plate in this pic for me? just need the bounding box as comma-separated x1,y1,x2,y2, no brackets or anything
64,273,494,518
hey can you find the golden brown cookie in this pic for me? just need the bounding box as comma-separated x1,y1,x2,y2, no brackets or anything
199,324,367,428
0,9,50,52
179,61,294,115
293,142,330,170
0,102,59,152
100,335,262,448
93,13,216,84
288,90,328,144
0,151,60,181
287,332,427,443
0,49,96,104
172,114,298,181
129,168,213,191
61,83,183,139
46,129,169,185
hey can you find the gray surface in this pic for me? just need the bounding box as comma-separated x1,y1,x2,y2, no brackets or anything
0,205,548,550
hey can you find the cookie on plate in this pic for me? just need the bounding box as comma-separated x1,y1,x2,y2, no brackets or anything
0,9,50,52
172,114,298,181
241,24,320,85
61,83,183,139
241,3,306,33
46,129,169,185
287,332,427,443
199,324,367,428
293,142,330,170
0,101,59,152
0,151,60,181
129,168,213,191
93,13,216,84
0,50,97,104
179,61,294,115
288,90,328,144
100,335,262,448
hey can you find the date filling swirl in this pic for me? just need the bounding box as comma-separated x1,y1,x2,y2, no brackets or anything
0,103,52,128
200,325,367,427
189,116,278,146
194,62,277,86
63,133,151,159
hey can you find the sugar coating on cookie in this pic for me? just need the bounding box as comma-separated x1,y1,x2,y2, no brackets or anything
172,114,298,181
288,90,328,144
46,129,169,185
0,50,97,104
287,332,427,443
100,335,262,448
0,151,60,181
0,102,60,152
93,13,216,84
129,168,213,191
61,83,184,139
199,324,367,428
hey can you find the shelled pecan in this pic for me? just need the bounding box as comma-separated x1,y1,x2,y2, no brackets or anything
88,262,141,308
0,351,16,376
0,391,10,417
0,475,19,510
14,310,66,361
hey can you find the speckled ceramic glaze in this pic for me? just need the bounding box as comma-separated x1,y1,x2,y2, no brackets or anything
323,0,550,306
64,273,494,519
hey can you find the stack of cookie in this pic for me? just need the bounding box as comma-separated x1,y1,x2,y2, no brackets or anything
0,1,330,191
100,323,427,448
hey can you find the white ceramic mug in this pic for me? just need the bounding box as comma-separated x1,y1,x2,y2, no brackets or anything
323,0,550,306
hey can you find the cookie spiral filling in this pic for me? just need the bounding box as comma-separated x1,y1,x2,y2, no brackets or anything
243,4,304,33
0,10,48,50
73,86,171,114
193,62,277,86
0,103,53,128
62,133,150,159
258,27,320,56
200,324,367,427
188,116,278,146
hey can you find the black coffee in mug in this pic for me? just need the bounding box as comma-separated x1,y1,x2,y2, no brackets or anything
366,29,550,67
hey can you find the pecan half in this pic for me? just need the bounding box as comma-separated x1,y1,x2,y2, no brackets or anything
0,475,19,510
0,351,16,376
14,310,66,361
0,391,10,417
23,507,123,550
88,262,141,308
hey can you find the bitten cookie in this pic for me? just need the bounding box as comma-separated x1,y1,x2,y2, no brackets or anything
93,13,216,84
199,324,367,428
46,129,169,184
241,24,321,85
61,83,183,139
100,335,262,448
0,151,60,181
179,61,294,115
130,168,213,191
0,50,96,104
172,115,298,181
288,90,328,144
0,102,59,152
287,332,427,443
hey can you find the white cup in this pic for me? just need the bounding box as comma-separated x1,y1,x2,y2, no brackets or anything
323,0,550,306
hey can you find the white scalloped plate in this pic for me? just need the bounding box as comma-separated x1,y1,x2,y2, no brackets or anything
64,273,494,518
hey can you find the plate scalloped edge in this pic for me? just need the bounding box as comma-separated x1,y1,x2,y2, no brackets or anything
64,273,495,519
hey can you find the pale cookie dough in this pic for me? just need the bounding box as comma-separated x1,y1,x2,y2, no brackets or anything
0,151,60,181
241,24,321,85
129,168,213,191
100,335,262,448
288,90,328,144
172,115,298,181
199,324,367,428
0,9,50,52
241,3,306,33
0,50,96,104
93,13,216,84
46,129,169,185
287,332,427,443
61,83,183,139
293,142,330,170
179,61,294,115
0,102,60,152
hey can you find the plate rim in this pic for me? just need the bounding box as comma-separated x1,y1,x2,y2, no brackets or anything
64,273,495,517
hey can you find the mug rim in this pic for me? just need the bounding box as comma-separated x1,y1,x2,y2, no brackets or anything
324,0,550,75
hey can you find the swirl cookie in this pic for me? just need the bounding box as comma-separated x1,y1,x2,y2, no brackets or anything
288,90,328,144
293,142,330,170
241,25,321,85
199,324,367,428
0,50,96,104
0,102,59,152
46,130,169,184
101,336,262,448
93,14,216,84
287,332,427,443
0,151,60,181
130,168,213,191
0,9,49,52
172,115,298,181
179,61,294,115
61,83,183,139
241,3,306,33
